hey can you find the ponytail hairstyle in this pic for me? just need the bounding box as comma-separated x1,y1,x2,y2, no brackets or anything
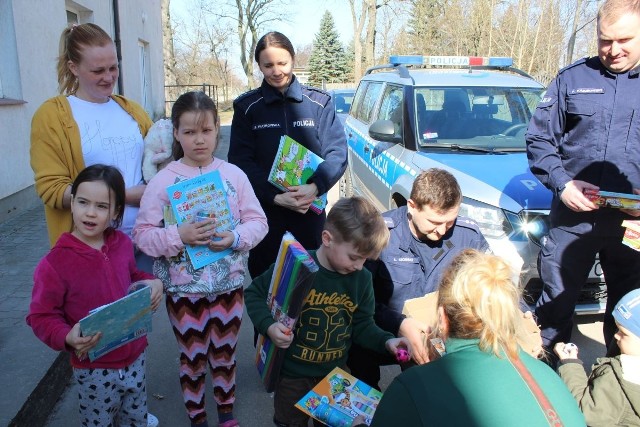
436,249,521,359
57,23,114,95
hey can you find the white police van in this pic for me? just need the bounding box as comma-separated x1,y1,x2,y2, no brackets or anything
341,55,606,313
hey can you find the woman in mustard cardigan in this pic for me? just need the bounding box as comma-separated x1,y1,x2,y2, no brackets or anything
30,23,152,248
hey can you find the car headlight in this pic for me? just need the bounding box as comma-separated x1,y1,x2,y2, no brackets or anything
459,199,513,239
518,210,549,247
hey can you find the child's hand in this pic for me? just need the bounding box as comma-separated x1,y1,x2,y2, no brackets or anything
178,219,216,246
145,279,164,312
554,342,579,360
385,337,412,361
398,317,429,364
208,230,234,251
65,323,101,361
267,322,294,349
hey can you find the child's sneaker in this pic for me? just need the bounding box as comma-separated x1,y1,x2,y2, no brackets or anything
148,413,159,427
218,420,239,427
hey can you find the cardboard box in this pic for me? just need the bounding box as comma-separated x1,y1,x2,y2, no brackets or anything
402,292,542,357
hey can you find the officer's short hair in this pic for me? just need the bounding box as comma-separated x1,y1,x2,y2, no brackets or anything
598,0,640,24
325,197,390,259
410,168,462,212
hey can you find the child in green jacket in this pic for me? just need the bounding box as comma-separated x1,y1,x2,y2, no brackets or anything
245,197,410,427
556,288,640,426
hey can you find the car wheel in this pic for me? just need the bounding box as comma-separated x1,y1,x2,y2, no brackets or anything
339,171,353,198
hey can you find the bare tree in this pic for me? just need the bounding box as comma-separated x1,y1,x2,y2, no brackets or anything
348,0,393,79
202,0,291,89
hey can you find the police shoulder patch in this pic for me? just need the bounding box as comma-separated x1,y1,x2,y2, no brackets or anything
557,57,588,75
233,88,261,106
384,217,396,229
302,86,331,104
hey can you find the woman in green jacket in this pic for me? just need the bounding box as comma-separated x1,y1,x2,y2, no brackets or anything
359,250,585,427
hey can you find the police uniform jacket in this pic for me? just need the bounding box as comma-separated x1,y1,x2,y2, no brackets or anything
229,75,347,205
526,56,640,235
367,206,489,335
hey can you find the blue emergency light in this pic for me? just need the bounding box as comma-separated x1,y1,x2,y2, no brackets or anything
389,55,513,68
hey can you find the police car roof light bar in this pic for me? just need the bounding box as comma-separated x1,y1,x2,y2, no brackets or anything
389,55,514,68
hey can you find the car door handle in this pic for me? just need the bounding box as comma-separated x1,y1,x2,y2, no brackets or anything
364,145,370,153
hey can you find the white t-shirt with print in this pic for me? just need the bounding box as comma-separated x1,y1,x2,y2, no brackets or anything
68,95,144,237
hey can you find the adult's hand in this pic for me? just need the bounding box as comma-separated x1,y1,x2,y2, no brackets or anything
560,180,599,212
621,188,640,217
125,184,147,206
274,191,311,214
398,317,429,364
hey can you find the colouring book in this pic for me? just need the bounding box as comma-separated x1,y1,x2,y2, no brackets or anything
295,367,382,427
255,232,318,392
80,286,152,362
166,171,235,269
268,135,327,214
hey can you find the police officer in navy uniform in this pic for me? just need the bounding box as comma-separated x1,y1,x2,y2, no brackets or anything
347,169,490,389
229,31,347,280
526,0,640,356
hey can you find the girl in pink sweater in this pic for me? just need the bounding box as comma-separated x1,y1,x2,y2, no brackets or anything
27,164,163,426
133,91,267,427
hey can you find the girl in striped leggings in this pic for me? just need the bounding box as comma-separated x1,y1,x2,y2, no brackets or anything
133,91,268,427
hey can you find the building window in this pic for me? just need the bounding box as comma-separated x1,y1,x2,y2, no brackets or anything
66,10,79,24
0,0,23,102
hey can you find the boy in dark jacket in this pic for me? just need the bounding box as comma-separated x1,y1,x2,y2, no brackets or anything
555,288,640,426
245,197,410,427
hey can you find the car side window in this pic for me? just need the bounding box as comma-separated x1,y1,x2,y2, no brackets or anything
353,81,383,124
378,86,404,139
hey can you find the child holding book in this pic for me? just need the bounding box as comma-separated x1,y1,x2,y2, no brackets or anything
554,288,640,426
133,91,268,427
245,197,411,427
27,164,163,427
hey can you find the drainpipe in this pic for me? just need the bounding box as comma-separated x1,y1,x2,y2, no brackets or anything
112,0,124,94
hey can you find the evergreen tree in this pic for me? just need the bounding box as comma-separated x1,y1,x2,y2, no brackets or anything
308,11,350,88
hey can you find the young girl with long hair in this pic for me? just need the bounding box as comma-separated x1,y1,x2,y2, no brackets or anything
133,91,268,427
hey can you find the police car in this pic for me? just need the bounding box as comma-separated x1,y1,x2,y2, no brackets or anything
340,55,606,313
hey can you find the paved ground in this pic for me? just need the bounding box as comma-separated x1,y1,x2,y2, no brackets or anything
3,122,606,426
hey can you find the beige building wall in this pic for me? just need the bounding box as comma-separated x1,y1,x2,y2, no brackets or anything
0,0,164,222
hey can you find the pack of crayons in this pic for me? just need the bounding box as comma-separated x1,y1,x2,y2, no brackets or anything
256,231,319,392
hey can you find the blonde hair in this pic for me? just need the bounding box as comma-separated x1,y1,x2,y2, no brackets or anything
598,0,640,25
325,197,390,258
57,23,114,95
437,249,521,359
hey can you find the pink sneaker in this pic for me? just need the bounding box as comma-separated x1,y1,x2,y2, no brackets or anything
218,420,239,427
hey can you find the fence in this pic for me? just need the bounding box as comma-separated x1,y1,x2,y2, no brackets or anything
164,84,218,117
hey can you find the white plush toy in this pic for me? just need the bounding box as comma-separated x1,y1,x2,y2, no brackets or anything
142,118,174,183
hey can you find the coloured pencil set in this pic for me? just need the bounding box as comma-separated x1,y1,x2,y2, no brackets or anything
255,232,319,392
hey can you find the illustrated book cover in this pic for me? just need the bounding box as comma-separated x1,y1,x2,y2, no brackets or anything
267,135,327,214
255,231,319,392
295,367,382,427
583,189,640,210
623,220,640,251
166,170,235,269
79,285,152,362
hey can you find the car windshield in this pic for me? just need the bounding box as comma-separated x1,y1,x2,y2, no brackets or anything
414,87,544,151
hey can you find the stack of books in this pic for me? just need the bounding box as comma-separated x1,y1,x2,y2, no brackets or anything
255,231,319,392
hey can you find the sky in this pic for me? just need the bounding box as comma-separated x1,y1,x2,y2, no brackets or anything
171,0,355,47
